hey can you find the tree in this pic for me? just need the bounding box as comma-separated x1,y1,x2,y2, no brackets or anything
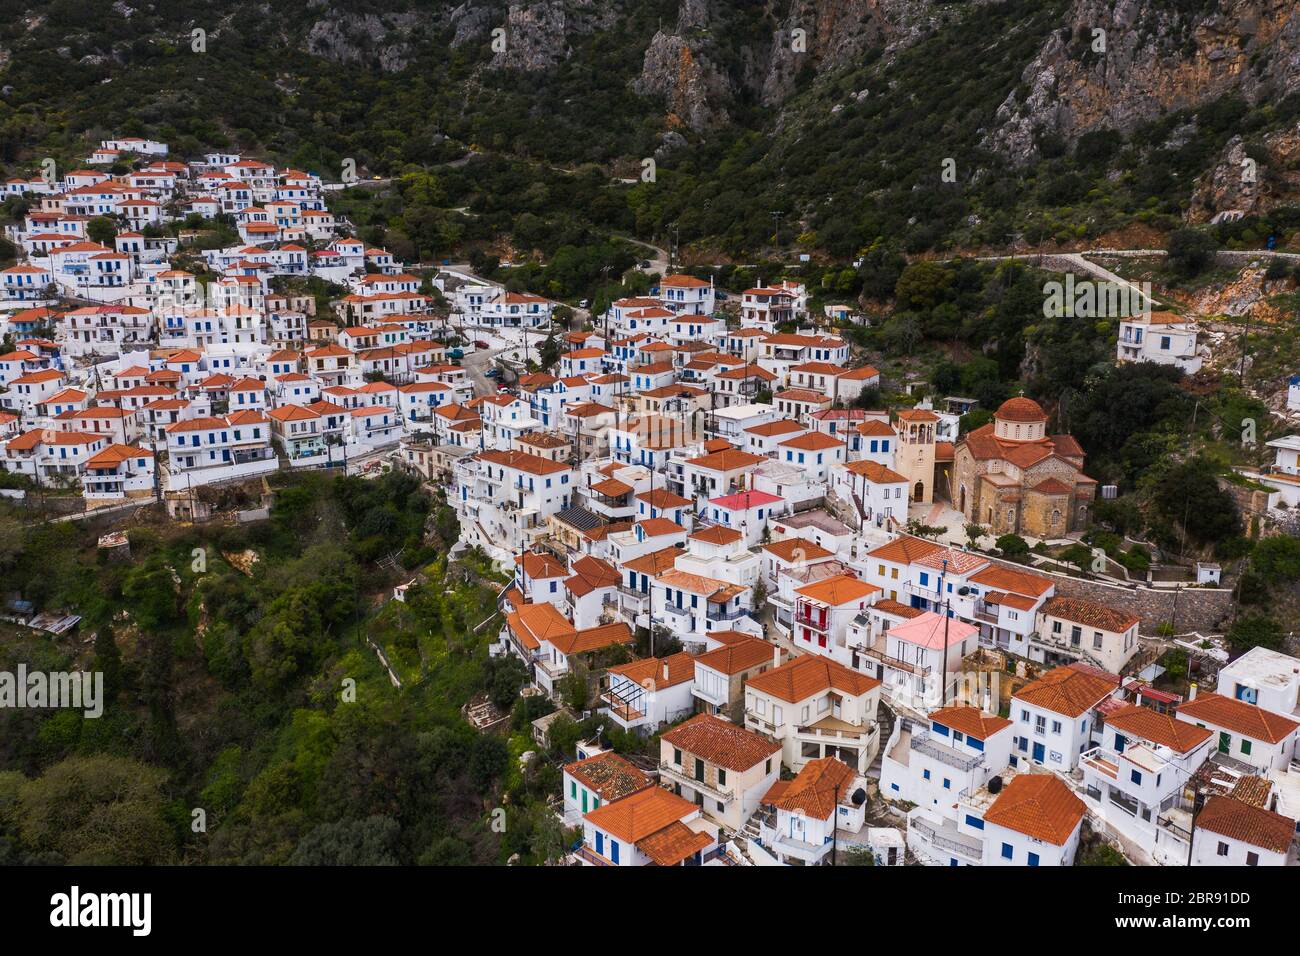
1166,228,1218,277
995,533,1030,561
1227,614,1283,654
483,653,527,711
1150,458,1241,549
838,845,876,866
87,216,117,246
290,815,402,865
1251,536,1300,582
1060,543,1093,572
1078,842,1130,866
16,756,175,865
964,522,988,550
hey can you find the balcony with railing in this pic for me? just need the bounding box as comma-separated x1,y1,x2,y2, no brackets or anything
972,600,999,625
659,761,735,805
706,602,746,623
575,845,614,866
910,815,983,863
855,638,930,676
910,731,983,772
794,602,829,631
797,716,876,748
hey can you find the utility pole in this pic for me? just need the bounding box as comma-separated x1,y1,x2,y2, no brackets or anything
771,211,784,250
940,558,950,707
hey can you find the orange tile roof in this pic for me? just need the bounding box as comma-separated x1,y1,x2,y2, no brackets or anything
515,549,568,579
583,785,698,843
969,564,1054,598
795,573,878,606
637,517,686,537
662,714,780,772
636,488,691,508
550,622,636,656
608,651,697,691
564,556,621,597
506,602,575,651
636,820,713,866
1106,704,1212,754
779,431,844,451
1176,693,1300,744
746,654,880,703
623,546,682,577
694,638,774,676
1195,795,1296,853
760,538,835,563
689,525,743,545
867,536,943,565
1042,596,1139,634
685,449,765,472
929,705,1012,741
763,757,855,820
1013,666,1117,718
983,774,1085,845
842,460,907,483
479,448,570,476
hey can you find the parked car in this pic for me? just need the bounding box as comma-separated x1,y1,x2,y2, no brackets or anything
485,367,501,379
447,348,464,360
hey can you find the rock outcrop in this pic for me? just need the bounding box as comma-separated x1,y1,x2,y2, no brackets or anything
988,0,1300,165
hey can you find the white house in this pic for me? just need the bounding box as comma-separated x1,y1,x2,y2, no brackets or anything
561,750,651,825
1033,596,1141,674
880,705,1014,818
1175,692,1300,773
602,651,696,732
978,773,1085,866
1117,311,1202,373
580,785,719,866
1191,795,1297,867
1215,646,1300,720
759,757,866,865
1010,665,1119,771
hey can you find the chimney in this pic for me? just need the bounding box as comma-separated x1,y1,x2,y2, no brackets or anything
1188,682,1197,701
662,661,670,681
773,644,782,669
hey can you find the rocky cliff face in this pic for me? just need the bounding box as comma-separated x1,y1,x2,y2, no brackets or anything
1187,128,1300,223
988,0,1300,165
304,12,426,72
632,0,937,132
633,0,736,132
757,0,932,106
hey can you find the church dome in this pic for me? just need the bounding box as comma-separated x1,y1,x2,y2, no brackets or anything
995,397,1047,423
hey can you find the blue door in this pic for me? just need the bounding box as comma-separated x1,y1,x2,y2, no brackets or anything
1032,742,1045,763
595,832,603,856
610,840,620,864
1115,734,1126,754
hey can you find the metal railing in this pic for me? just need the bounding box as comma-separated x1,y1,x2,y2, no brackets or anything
910,732,983,772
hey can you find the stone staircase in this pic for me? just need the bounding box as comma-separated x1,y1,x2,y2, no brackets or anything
725,814,770,866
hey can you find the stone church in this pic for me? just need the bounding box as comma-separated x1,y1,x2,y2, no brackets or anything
949,397,1096,538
